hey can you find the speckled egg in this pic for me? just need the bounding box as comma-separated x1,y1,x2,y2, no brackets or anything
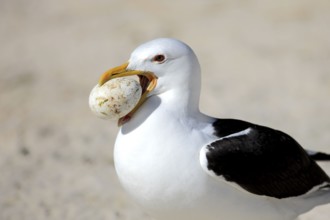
89,77,142,120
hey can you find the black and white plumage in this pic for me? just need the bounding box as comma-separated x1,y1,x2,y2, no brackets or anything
98,38,330,220
201,119,330,199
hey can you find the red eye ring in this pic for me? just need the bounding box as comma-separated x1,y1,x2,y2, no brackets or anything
152,54,166,63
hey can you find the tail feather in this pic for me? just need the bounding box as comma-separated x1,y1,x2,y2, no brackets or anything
306,150,330,161
320,183,330,190
295,183,330,215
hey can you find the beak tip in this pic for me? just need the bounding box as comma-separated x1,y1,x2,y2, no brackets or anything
98,74,110,86
98,62,129,86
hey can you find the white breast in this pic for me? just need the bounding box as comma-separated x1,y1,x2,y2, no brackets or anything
113,97,299,220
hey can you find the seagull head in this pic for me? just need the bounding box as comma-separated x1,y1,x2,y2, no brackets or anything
98,38,201,125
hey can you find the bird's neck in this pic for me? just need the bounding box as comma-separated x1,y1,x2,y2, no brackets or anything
157,85,201,119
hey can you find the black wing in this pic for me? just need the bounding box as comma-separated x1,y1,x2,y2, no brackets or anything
203,119,330,199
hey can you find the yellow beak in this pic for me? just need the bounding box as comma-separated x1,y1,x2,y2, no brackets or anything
98,62,157,126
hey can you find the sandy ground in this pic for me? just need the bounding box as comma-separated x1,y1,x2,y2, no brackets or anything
1,0,330,219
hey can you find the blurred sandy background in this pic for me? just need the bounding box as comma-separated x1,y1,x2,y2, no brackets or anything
1,0,330,219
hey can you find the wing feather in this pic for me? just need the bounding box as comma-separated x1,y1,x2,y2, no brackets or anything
201,119,330,199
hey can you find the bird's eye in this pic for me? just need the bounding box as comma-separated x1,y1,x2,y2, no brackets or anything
152,54,166,63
